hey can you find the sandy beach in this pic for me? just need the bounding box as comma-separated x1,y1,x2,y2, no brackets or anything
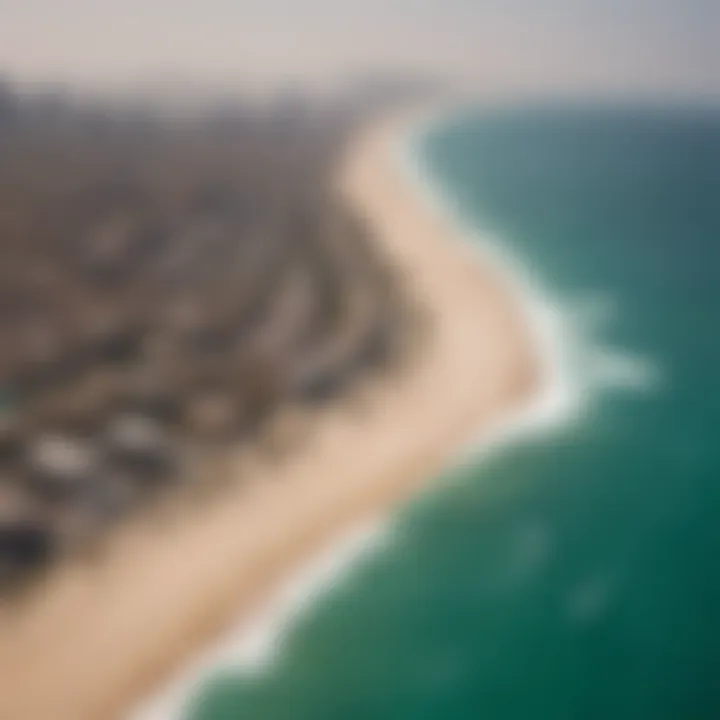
0,108,541,720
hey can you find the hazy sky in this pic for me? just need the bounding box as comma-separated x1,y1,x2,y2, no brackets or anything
1,0,718,97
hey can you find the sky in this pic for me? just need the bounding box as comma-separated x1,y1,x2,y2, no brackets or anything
1,0,718,98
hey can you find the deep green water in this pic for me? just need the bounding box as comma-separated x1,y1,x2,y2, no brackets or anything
186,103,720,719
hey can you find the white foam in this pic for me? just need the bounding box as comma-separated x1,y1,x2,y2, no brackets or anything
565,573,616,624
402,107,662,446
560,292,663,393
132,520,387,720
587,348,662,392
401,113,585,455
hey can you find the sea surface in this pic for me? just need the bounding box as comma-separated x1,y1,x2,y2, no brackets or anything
184,102,720,719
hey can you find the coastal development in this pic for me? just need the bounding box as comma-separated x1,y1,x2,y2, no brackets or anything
0,91,538,719
0,91,414,590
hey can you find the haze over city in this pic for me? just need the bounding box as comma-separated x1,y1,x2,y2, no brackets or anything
1,0,718,98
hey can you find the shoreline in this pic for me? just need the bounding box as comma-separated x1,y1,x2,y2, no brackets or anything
0,106,547,719
138,106,569,718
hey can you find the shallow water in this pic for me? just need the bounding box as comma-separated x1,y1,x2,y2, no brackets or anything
186,102,720,720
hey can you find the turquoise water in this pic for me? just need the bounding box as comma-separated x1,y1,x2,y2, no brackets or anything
186,103,720,719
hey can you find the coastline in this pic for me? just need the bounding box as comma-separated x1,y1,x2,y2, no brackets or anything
0,106,545,719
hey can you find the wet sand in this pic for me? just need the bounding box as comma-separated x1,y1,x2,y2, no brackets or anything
0,109,541,719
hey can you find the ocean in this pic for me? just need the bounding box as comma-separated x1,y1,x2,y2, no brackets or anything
183,102,720,719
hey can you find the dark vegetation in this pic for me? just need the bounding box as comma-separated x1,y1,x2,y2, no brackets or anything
0,82,417,592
